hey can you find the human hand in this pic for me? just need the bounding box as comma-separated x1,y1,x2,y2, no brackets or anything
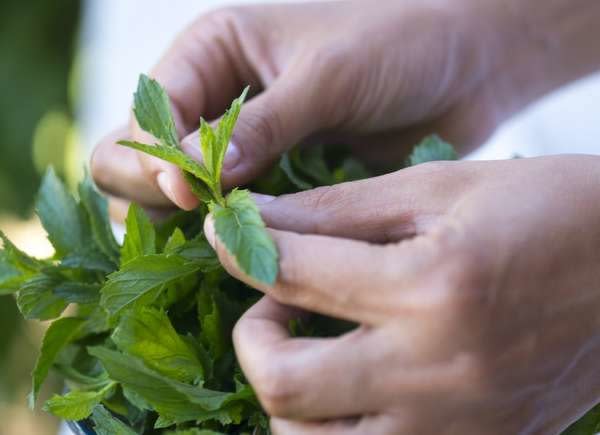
205,155,600,434
91,0,543,214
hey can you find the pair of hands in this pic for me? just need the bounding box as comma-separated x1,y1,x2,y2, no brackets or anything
92,1,600,433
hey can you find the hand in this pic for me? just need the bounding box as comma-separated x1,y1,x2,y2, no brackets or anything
91,0,545,214
205,155,600,434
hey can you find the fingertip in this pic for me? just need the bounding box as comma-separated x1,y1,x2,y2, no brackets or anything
181,131,203,163
156,171,199,210
203,214,216,249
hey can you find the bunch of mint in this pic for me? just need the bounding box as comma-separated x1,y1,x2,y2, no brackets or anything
0,74,458,434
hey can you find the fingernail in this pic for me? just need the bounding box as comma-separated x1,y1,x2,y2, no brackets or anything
204,217,216,248
157,172,178,205
223,142,241,170
252,193,276,205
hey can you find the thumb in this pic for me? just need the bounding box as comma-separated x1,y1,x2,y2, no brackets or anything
181,69,327,189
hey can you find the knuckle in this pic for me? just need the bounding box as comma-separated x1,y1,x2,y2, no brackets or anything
252,360,301,417
196,5,249,30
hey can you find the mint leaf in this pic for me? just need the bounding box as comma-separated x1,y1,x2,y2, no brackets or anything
407,135,458,166
36,168,90,257
164,227,186,253
29,317,85,407
118,141,213,190
112,306,204,383
100,254,203,316
44,382,116,421
17,275,69,320
280,153,313,190
0,232,44,294
89,346,253,424
133,74,179,149
78,172,120,264
53,282,101,305
91,405,137,435
201,86,249,187
210,189,278,285
120,203,156,265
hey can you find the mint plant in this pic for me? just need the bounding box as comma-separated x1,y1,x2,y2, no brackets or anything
11,74,598,435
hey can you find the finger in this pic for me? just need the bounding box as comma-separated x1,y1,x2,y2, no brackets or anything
257,165,467,243
270,414,400,435
205,215,456,325
181,65,330,190
235,297,387,419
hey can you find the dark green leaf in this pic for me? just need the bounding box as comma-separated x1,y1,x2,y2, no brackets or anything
112,307,204,383
120,203,156,266
133,74,180,149
91,405,137,435
17,275,69,320
279,153,313,190
78,172,120,263
29,317,85,407
210,189,278,285
407,135,458,166
100,254,202,316
53,281,101,305
36,168,90,257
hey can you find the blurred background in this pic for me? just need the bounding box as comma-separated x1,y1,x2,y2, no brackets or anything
1,1,600,434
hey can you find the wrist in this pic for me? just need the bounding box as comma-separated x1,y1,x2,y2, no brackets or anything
459,0,600,120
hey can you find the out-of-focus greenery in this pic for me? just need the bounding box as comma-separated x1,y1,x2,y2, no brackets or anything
0,0,81,431
0,0,81,216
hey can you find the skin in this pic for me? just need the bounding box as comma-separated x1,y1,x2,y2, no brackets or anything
91,0,600,433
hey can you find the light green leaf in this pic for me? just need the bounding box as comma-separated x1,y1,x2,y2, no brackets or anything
118,141,213,188
164,227,186,253
120,203,156,265
78,172,120,263
210,189,278,285
29,317,85,408
112,306,204,383
407,135,458,166
17,275,69,320
100,254,202,316
91,405,137,435
44,382,116,421
133,74,179,149
36,168,90,257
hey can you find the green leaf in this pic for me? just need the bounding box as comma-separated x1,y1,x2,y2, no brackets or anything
120,203,156,265
0,230,44,274
89,346,254,424
118,141,213,189
29,317,85,408
53,281,101,305
210,189,278,285
78,172,120,263
279,153,313,190
133,74,180,149
91,405,138,435
201,86,249,185
407,135,458,166
44,382,116,421
112,306,204,383
36,168,90,257
17,275,69,320
164,227,186,253
100,254,203,316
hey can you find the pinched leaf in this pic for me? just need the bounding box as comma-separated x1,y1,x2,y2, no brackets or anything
36,168,90,257
133,74,180,149
118,141,213,188
211,189,278,285
17,275,69,320
100,254,203,316
44,382,116,421
78,173,120,263
120,203,156,265
29,317,85,408
91,405,137,435
112,306,204,383
407,135,458,166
